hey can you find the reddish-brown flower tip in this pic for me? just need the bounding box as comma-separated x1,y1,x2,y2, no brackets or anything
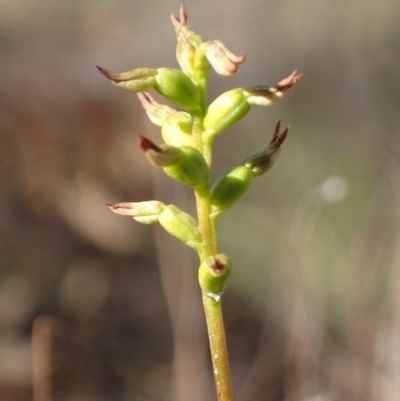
167,3,188,31
96,65,121,81
179,3,188,25
276,70,302,91
270,120,289,150
105,202,135,215
138,92,156,104
137,92,159,112
138,135,161,153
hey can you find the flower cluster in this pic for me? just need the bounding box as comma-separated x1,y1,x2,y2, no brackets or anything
98,4,301,298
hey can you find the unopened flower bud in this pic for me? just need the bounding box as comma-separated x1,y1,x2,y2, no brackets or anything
164,146,209,187
198,254,232,300
97,66,157,92
203,71,301,137
210,165,253,219
158,205,202,249
201,40,246,76
203,88,250,137
98,66,202,114
154,68,202,113
244,121,288,176
139,136,209,187
137,92,175,127
161,111,194,147
244,70,302,106
106,201,164,224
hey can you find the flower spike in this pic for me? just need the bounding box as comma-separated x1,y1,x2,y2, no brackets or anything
100,5,302,398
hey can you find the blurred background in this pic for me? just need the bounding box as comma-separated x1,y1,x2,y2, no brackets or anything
1,0,400,400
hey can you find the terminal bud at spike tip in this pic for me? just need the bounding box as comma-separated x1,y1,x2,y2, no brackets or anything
244,121,289,177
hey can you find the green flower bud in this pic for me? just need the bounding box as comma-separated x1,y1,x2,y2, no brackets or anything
164,147,209,187
158,205,202,249
139,135,209,187
106,201,164,224
137,92,175,127
97,66,157,92
244,121,288,176
203,88,250,137
154,68,202,113
97,65,202,113
210,165,253,219
161,111,194,147
244,70,302,106
203,71,301,137
198,254,232,300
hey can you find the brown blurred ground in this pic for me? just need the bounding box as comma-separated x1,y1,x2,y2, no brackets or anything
1,1,400,401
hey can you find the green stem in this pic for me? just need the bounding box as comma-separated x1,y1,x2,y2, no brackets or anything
192,112,234,401
202,293,234,401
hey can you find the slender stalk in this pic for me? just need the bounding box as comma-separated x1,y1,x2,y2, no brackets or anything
202,293,233,401
192,112,234,401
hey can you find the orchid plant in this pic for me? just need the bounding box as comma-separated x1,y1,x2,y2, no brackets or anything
97,5,301,401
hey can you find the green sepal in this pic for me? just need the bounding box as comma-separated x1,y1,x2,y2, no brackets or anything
203,88,250,137
198,254,232,300
164,146,209,187
154,68,202,114
210,165,253,219
106,201,164,224
158,205,202,249
97,66,157,92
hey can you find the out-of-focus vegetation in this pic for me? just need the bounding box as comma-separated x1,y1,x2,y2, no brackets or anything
1,1,400,400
